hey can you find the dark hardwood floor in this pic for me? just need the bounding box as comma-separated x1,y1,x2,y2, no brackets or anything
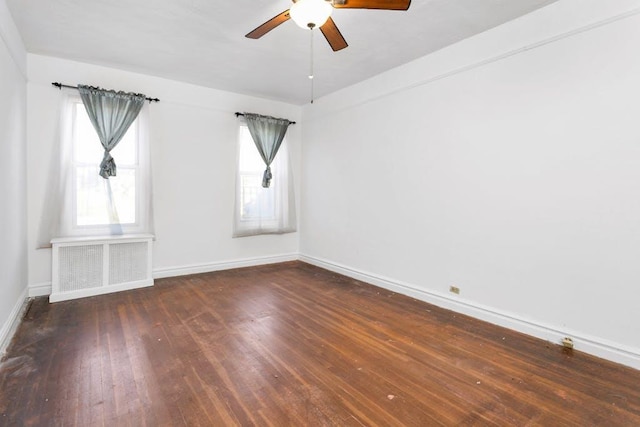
1,261,639,426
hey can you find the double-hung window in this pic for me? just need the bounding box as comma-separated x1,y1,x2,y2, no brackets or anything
233,124,296,236
37,91,153,247
71,99,139,228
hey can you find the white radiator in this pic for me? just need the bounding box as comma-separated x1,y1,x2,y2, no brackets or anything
50,234,154,303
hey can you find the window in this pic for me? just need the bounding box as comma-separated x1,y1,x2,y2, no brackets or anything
233,124,296,237
71,101,139,227
238,125,275,221
37,91,153,248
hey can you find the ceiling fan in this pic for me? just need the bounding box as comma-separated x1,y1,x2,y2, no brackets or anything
245,0,412,52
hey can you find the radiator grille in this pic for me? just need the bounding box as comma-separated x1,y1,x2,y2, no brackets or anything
51,235,153,302
58,244,103,292
109,242,148,285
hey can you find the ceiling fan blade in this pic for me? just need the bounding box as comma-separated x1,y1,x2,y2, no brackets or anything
320,17,348,52
245,10,291,39
332,0,411,10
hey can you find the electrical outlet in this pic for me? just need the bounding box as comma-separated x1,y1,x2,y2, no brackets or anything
449,285,460,295
562,337,574,349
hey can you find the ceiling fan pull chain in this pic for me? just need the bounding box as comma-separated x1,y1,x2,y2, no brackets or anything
310,26,315,104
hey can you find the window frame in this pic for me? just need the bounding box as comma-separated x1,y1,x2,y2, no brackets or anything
237,124,279,226
67,97,143,233
233,122,296,237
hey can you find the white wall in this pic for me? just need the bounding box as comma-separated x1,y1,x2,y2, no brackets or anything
0,0,28,353
300,0,640,369
27,55,302,289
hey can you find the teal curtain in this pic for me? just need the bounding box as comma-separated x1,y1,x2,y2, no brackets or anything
78,85,146,179
243,113,291,188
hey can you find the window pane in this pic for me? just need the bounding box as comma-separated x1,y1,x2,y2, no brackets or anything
109,169,137,223
111,122,137,165
74,104,103,164
239,127,266,172
240,174,275,220
73,103,137,166
76,167,136,225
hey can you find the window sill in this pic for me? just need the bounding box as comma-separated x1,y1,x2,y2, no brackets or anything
51,233,155,245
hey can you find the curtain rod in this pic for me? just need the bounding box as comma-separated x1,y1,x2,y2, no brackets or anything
235,112,296,125
51,82,160,103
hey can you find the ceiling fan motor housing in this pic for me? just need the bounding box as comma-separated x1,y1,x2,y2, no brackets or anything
290,0,334,29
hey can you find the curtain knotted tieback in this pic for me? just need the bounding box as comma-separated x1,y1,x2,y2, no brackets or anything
100,151,117,179
262,166,273,188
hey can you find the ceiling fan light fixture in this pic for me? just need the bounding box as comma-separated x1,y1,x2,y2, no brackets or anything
290,0,333,29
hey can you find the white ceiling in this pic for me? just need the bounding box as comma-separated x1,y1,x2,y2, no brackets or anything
7,0,558,105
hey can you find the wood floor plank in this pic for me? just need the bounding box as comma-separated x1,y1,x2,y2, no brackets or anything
1,261,639,426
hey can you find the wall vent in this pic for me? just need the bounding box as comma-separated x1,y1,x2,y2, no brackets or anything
51,235,153,303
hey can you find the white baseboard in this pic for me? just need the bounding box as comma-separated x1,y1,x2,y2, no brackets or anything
0,287,28,358
28,282,52,297
153,253,299,279
300,254,640,371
